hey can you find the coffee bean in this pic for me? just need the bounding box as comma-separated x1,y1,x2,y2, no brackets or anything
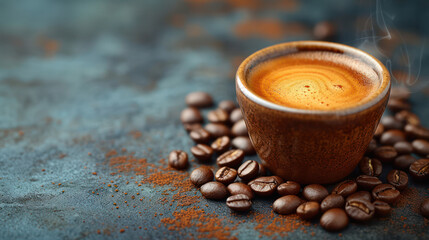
190,128,211,143
387,170,408,191
374,146,397,163
374,124,384,138
277,181,301,196
207,109,229,124
205,123,231,138
200,181,228,200
181,108,203,124
273,195,302,215
390,87,410,100
381,116,403,130
409,158,429,181
320,208,349,232
232,120,248,137
387,98,410,112
191,144,213,162
238,160,259,181
190,166,214,187
211,136,231,154
183,123,202,132
249,176,283,197
372,184,400,204
393,141,413,155
345,198,375,221
230,108,243,123
366,139,378,155
215,167,237,185
186,92,213,108
356,175,382,191
346,191,372,203
302,184,329,202
395,110,420,126
412,139,429,156
380,130,406,145
321,194,345,212
359,157,382,176
373,200,391,216
232,136,255,155
297,201,320,220
227,182,254,199
394,155,417,170
420,199,429,219
404,124,429,140
313,21,336,41
226,194,252,212
332,180,357,197
258,163,266,176
217,149,244,168
168,150,188,170
218,100,236,113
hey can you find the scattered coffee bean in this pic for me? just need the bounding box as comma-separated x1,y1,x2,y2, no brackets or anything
393,141,413,155
409,158,429,181
313,21,336,41
217,149,245,168
230,108,243,123
227,182,254,199
258,163,266,176
356,175,382,191
321,194,345,212
183,123,202,132
226,194,252,212
232,136,255,155
168,150,188,170
186,92,213,108
190,128,212,144
381,116,404,130
238,160,259,181
390,87,410,100
249,176,283,197
218,100,236,113
345,198,375,221
404,124,429,140
374,146,397,163
380,130,406,145
215,167,237,185
332,180,357,197
346,191,372,203
387,170,408,191
395,110,420,126
200,181,228,200
205,123,231,138
191,144,213,162
320,208,349,232
207,109,229,124
420,199,429,219
412,139,429,156
372,184,400,204
232,120,248,137
297,201,320,220
387,98,411,112
190,166,214,187
366,139,378,155
277,181,301,196
393,155,417,170
302,184,329,202
359,157,382,176
181,108,203,124
374,124,384,138
373,200,391,216
211,136,231,154
273,195,302,215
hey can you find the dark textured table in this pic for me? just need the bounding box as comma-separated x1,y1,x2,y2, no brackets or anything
1,0,428,239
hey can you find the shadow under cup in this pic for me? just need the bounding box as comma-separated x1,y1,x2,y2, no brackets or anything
236,41,391,184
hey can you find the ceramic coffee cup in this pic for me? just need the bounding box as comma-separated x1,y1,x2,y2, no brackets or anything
236,41,390,184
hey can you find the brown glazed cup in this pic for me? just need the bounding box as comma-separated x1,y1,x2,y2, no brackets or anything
236,41,390,184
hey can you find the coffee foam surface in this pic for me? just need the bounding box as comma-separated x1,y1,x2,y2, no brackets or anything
247,51,380,110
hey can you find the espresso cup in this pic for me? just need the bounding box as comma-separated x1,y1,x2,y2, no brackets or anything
236,41,390,184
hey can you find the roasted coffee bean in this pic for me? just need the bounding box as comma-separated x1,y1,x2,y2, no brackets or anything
232,120,248,137
366,139,377,155
421,199,429,219
181,108,203,124
273,195,302,215
372,184,400,204
387,98,410,112
226,194,252,212
249,176,283,197
380,130,406,145
332,180,357,197
211,136,231,154
346,191,372,203
218,100,236,113
387,170,408,191
321,194,345,212
373,200,391,216
394,155,417,170
190,166,214,187
186,91,213,108
297,201,320,220
404,124,429,140
374,146,397,163
183,123,202,132
374,124,384,138
258,163,266,176
277,181,301,196
412,139,429,156
238,160,259,181
232,136,255,155
168,150,188,170
345,199,375,221
230,108,243,123
215,167,237,185
302,184,329,202
191,144,213,161
217,149,244,168
381,116,403,130
227,182,254,199
395,110,420,126
190,128,211,143
393,141,413,155
390,87,410,100
356,175,382,191
205,123,231,138
409,158,429,181
313,21,336,41
207,109,229,124
200,181,228,200
359,157,382,176
320,208,349,232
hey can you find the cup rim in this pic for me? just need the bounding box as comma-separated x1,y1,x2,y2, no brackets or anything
236,41,391,115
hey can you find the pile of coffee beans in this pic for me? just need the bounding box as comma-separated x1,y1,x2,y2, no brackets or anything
170,90,429,232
